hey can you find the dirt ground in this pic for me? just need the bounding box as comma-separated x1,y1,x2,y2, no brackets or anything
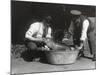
11,54,96,75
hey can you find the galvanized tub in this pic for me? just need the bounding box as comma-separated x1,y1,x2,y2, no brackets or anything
45,46,79,65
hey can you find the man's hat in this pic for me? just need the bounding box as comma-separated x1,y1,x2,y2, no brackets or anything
70,10,82,15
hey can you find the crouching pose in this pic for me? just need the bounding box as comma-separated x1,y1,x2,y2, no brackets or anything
25,16,53,61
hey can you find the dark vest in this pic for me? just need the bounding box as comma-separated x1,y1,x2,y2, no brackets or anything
72,15,84,39
72,15,92,46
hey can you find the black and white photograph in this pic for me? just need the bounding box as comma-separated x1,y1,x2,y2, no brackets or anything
11,0,96,74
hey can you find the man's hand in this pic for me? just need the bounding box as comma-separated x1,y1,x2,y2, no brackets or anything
75,42,84,50
70,42,84,51
70,46,82,51
70,47,75,51
75,45,82,50
25,35,44,42
43,38,52,43
43,38,55,49
36,38,44,41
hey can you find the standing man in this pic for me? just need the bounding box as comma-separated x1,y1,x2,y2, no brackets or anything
67,10,96,61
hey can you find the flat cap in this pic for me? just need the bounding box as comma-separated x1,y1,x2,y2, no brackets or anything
70,10,82,15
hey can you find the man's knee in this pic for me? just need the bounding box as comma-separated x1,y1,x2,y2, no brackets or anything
27,42,37,50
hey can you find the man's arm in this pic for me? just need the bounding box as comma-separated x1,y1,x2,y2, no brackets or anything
25,23,43,41
80,19,89,41
76,19,89,50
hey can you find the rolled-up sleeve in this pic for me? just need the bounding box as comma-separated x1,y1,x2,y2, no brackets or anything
80,19,89,41
25,23,37,38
